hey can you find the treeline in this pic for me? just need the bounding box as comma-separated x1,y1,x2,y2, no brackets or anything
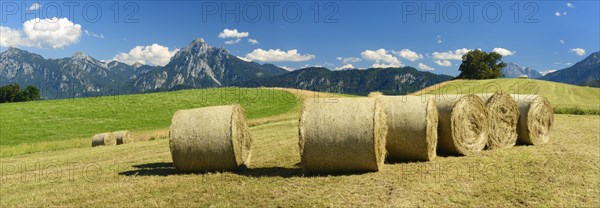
0,83,41,103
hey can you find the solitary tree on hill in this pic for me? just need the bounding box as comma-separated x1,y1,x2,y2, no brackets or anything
457,50,506,79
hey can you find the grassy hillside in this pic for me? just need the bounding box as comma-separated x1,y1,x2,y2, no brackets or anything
0,88,299,155
1,115,597,207
414,78,600,110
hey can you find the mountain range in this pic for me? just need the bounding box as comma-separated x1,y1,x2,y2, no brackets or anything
0,38,453,99
501,62,542,78
233,67,453,95
539,51,600,86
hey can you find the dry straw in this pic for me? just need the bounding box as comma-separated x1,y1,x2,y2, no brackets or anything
436,94,488,156
113,130,134,145
369,92,438,161
511,94,554,145
477,92,519,149
91,132,116,147
298,97,387,173
169,105,252,172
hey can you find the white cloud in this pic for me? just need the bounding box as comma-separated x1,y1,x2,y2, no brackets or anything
492,48,515,56
432,48,471,60
218,28,249,39
371,63,402,68
334,64,355,70
1,17,82,49
567,3,575,8
563,12,567,15
279,66,294,71
394,49,423,61
28,3,41,11
555,12,562,16
570,48,586,56
83,30,104,39
566,62,573,65
248,39,259,45
336,56,362,63
236,56,252,62
436,35,443,44
417,63,435,71
560,40,565,44
244,49,315,62
113,44,179,66
361,49,403,67
539,70,557,76
434,60,452,67
23,18,82,48
224,38,241,45
301,64,323,68
0,26,23,48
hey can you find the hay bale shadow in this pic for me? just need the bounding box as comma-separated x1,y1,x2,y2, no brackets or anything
119,162,179,177
239,167,302,178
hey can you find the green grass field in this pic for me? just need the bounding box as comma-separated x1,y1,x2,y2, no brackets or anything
0,88,299,156
414,78,600,111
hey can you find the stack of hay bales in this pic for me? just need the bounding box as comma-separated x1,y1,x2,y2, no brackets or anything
169,105,252,173
113,130,134,145
477,92,519,149
91,133,116,147
369,93,438,161
298,97,387,173
436,94,489,155
511,94,554,145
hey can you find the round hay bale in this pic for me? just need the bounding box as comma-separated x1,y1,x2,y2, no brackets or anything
377,95,438,161
511,95,554,145
477,92,519,149
113,130,134,145
169,105,252,173
436,94,488,156
368,91,384,98
91,133,116,147
298,97,387,173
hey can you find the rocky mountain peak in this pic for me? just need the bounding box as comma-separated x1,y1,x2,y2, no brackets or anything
71,52,93,61
2,47,27,57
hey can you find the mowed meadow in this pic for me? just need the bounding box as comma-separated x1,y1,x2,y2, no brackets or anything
0,83,599,207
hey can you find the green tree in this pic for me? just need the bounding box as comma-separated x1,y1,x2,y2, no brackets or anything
0,84,41,103
0,83,21,103
457,50,506,79
23,85,41,101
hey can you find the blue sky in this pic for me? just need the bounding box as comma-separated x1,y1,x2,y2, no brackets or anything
1,0,598,76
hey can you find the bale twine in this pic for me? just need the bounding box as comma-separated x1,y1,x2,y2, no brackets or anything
511,95,554,145
113,130,134,145
370,94,438,161
91,133,116,147
169,105,252,172
477,92,519,149
436,94,488,156
298,97,387,173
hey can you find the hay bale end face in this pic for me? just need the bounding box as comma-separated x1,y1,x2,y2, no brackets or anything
169,105,252,173
91,133,116,147
478,93,519,150
511,95,554,145
436,94,488,156
113,130,133,145
298,97,387,173
377,95,438,161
